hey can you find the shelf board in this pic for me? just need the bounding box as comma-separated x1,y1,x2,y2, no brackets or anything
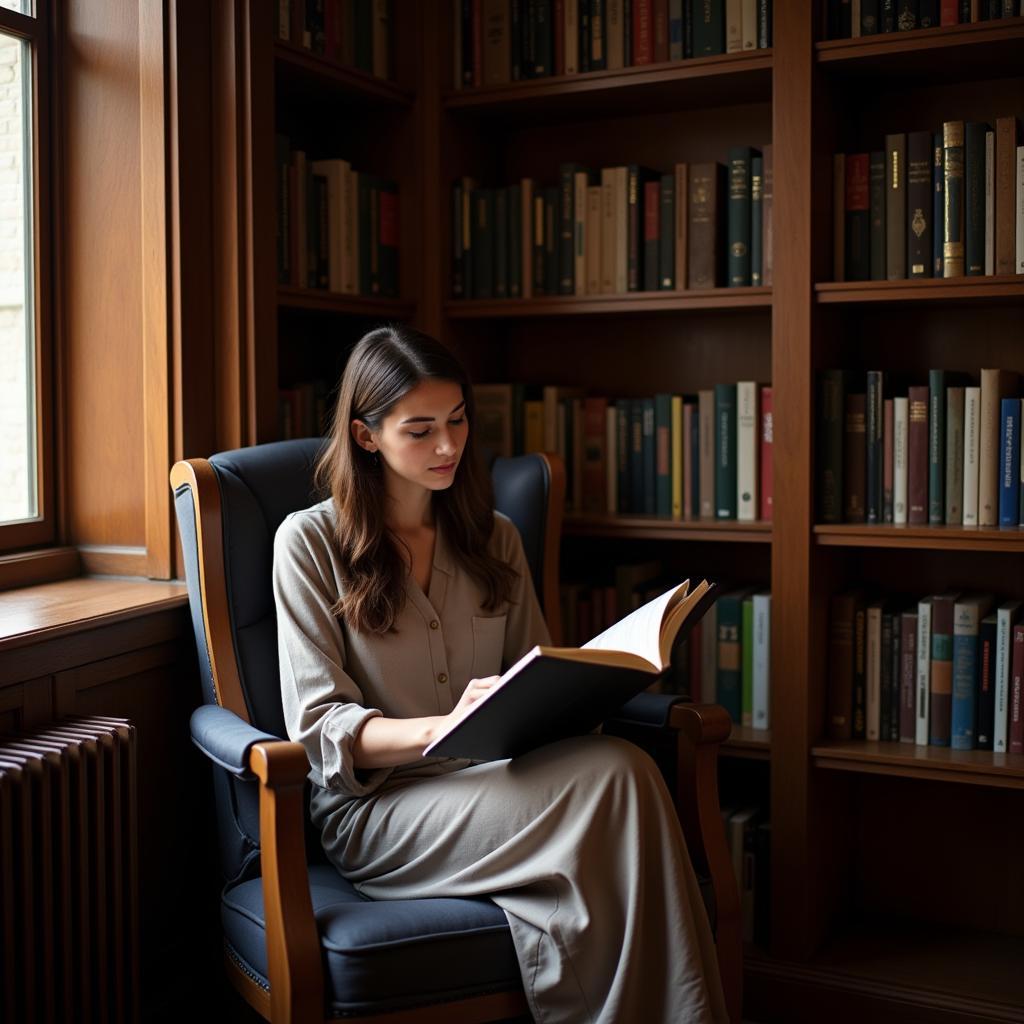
815,275,1024,306
443,50,773,121
722,725,771,760
274,42,414,107
277,286,415,319
563,514,772,543
813,523,1024,552
747,917,1024,1022
446,288,771,319
811,739,1024,790
815,18,1024,83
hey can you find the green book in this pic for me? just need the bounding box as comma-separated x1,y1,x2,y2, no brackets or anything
716,589,751,723
727,146,756,287
742,596,755,727
751,156,763,286
928,368,945,525
715,383,737,519
692,0,725,55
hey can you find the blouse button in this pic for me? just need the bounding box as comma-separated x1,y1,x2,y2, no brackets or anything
437,672,448,684
430,619,439,629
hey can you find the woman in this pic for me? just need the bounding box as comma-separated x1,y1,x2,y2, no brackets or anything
273,325,727,1023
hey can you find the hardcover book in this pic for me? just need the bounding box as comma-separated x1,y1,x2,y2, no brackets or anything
424,580,717,760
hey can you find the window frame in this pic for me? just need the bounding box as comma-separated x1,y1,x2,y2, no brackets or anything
0,2,56,554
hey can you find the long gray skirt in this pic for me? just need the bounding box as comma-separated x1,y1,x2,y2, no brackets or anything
322,733,729,1024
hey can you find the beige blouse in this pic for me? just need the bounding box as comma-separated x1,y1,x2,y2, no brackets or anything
272,499,550,803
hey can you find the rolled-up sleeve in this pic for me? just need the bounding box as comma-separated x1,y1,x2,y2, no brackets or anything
273,515,393,798
495,514,552,669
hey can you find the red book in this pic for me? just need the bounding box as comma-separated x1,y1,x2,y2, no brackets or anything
940,0,959,24
633,0,653,64
760,386,773,521
652,0,669,62
908,385,929,525
1010,625,1024,754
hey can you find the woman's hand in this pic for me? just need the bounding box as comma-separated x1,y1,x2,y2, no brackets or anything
448,675,502,722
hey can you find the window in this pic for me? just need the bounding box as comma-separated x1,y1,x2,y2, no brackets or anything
0,1,52,551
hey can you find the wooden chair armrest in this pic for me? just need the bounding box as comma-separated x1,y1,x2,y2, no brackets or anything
667,703,742,1024
249,740,324,1024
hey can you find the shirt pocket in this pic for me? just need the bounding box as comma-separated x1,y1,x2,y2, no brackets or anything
471,614,507,679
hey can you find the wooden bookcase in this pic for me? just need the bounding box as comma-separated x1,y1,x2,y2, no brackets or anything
243,3,1024,1021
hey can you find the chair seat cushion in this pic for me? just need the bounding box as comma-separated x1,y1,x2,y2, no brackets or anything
222,864,521,1015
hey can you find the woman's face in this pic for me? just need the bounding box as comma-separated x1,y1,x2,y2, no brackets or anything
353,377,469,494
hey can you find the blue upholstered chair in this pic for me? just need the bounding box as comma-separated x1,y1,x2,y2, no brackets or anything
171,440,740,1024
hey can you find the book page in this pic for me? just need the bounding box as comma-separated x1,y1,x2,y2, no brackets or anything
582,580,690,669
657,579,711,665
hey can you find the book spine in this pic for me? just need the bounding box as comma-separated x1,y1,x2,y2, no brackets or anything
737,381,759,522
932,132,945,276
908,385,929,525
976,615,998,749
760,386,773,521
907,131,933,278
928,369,946,525
866,604,882,740
544,186,559,295
642,397,656,514
985,129,995,276
951,600,982,749
869,150,886,279
853,601,867,739
681,399,692,519
628,399,644,513
675,162,689,291
845,153,871,281
605,405,618,513
965,121,988,276
994,117,1017,276
943,120,966,277
752,593,771,729
844,392,866,522
627,165,642,291
893,395,909,524
915,598,931,746
493,185,508,298
616,402,629,512
819,370,845,523
585,183,601,295
880,609,895,740
899,610,917,742
994,605,1018,752
699,388,715,517
929,595,956,747
717,595,743,722
742,597,754,727
751,154,763,285
962,385,981,526
688,162,722,287
715,383,737,518
833,153,845,281
520,178,532,298
728,147,753,286
655,393,672,516
701,604,718,704
999,397,1021,526
944,386,964,525
829,593,858,740
883,398,894,522
885,133,907,279
659,173,675,288
1011,625,1024,754
643,179,661,292
690,401,701,518
671,395,683,518
866,370,884,523
760,147,772,286
692,0,724,54
559,163,576,294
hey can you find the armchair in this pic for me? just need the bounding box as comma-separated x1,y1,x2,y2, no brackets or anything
171,440,740,1023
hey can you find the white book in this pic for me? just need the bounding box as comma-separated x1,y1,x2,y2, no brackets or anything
741,0,757,48
573,171,588,296
867,603,883,741
310,158,352,294
701,604,718,703
737,381,759,522
605,405,618,514
915,598,932,746
752,593,771,730
994,601,1022,753
1017,146,1024,273
893,397,909,525
985,131,994,276
962,386,981,526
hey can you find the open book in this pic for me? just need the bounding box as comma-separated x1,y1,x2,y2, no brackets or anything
423,578,717,761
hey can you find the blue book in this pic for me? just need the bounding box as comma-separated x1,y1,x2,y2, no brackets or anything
951,595,993,750
999,397,1020,527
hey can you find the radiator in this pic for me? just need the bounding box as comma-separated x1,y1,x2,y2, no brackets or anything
0,715,139,1024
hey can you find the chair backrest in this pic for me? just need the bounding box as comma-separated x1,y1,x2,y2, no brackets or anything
171,440,563,880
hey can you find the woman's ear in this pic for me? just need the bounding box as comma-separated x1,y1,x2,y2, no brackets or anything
350,419,376,452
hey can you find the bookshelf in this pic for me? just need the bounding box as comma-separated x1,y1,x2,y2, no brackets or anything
236,3,1024,1021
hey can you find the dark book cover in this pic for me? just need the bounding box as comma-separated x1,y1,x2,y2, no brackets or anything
642,396,656,514
899,609,918,742
628,165,660,291
751,156,763,285
920,0,939,24
928,368,946,525
1010,625,1024,755
999,398,1021,527
655,393,672,516
727,146,756,287
964,121,989,276
493,185,508,299
630,398,644,513
845,153,871,281
862,0,881,31
508,184,522,297
452,181,465,297
975,614,998,749
881,607,896,741
829,591,864,740
716,589,749,723
906,130,933,278
889,604,902,739
357,172,372,295
942,120,965,277
543,185,559,296
885,133,907,279
532,191,545,295
578,0,591,73
617,402,630,513
472,187,494,299
652,0,668,60
276,134,291,284
995,117,1019,276
715,383,737,518
869,150,886,280
932,133,944,277
844,392,867,523
659,172,676,289
510,0,523,79
819,369,845,523
897,0,918,28
591,0,608,70
908,384,929,524
881,0,896,31
378,179,399,297
643,179,661,292
314,173,329,289
929,593,957,746
758,0,772,45
559,162,584,295
883,397,894,523
688,162,724,288
866,371,884,524
692,0,724,54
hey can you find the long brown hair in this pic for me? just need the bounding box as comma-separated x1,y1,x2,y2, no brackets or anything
315,325,518,633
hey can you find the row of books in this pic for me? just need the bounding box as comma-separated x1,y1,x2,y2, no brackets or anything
833,118,1024,282
276,0,392,80
721,803,770,946
824,0,1023,39
275,139,400,296
474,381,774,519
454,0,773,89
452,150,773,299
818,368,1024,528
829,591,1024,753
279,380,331,440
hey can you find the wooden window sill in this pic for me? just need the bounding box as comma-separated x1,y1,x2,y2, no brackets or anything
0,575,188,653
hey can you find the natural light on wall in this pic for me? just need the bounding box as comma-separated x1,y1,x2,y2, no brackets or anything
0,29,32,526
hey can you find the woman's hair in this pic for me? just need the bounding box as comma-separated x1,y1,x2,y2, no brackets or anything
315,324,518,633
